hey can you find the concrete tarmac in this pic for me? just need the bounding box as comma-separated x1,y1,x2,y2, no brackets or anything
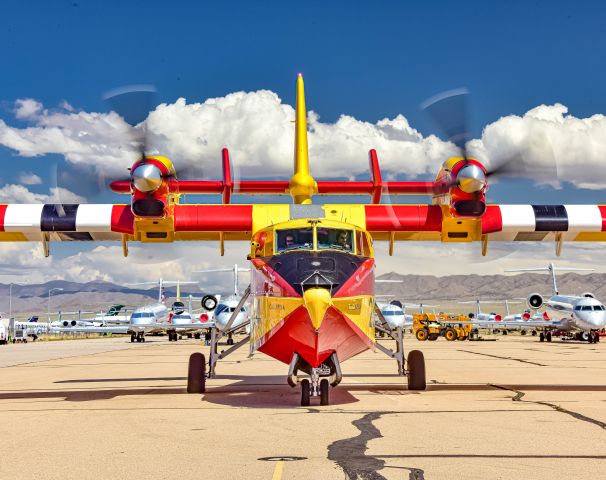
0,335,604,479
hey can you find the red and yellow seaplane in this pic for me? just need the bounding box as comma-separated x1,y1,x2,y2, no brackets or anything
2,75,606,405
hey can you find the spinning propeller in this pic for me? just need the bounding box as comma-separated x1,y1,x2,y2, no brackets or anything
421,88,558,194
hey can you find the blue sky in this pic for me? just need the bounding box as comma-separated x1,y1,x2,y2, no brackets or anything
2,0,606,282
2,1,605,128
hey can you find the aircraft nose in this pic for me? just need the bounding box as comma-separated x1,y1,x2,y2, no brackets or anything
590,311,606,328
303,287,332,331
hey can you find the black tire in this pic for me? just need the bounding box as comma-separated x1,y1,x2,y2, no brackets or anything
320,379,329,406
415,328,428,341
444,328,457,341
521,330,527,336
227,337,234,346
540,332,545,342
194,333,201,340
531,331,537,336
546,332,552,342
187,352,206,393
407,350,426,390
142,336,146,343
502,330,508,335
301,379,310,406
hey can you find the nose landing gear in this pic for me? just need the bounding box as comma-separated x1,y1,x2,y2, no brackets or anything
290,353,341,406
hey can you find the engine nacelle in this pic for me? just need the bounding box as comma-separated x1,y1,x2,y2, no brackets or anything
436,158,487,217
527,293,544,310
201,295,218,311
130,156,175,218
582,292,595,299
171,301,185,315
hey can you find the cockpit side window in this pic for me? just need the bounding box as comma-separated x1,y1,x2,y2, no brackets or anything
317,228,353,252
581,305,592,311
276,228,314,253
593,305,605,311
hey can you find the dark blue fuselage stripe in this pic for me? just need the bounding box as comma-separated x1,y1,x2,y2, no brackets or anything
532,205,568,231
41,204,79,232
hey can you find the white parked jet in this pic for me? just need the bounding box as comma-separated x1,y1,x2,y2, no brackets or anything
485,264,605,343
128,278,198,342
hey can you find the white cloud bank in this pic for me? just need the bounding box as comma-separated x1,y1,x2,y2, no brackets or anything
1,90,605,189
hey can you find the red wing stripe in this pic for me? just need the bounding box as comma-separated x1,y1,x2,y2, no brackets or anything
482,205,503,234
364,205,442,231
174,205,252,231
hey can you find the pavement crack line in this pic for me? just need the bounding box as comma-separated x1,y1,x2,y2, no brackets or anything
327,411,425,480
491,384,606,431
459,349,547,366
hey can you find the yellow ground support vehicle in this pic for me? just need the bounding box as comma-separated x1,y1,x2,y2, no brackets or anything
413,313,472,341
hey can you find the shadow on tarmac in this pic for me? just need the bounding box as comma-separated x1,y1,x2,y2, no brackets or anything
3,378,605,405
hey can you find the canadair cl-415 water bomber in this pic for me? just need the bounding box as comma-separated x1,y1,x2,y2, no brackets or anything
2,75,606,405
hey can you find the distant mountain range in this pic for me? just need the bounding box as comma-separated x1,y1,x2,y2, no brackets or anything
374,272,604,303
1,272,603,317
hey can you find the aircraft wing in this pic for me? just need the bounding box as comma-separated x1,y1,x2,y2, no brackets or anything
472,320,557,329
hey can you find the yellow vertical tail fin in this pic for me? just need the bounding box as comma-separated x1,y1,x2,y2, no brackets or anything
289,74,317,204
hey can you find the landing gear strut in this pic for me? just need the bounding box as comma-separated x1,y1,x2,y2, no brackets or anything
373,304,426,391
289,352,340,406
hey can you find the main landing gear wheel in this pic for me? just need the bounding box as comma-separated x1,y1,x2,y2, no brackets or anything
546,332,552,342
415,329,428,341
130,334,135,343
226,337,234,346
407,350,426,391
300,379,310,407
187,352,206,394
540,332,545,342
320,379,330,406
444,328,457,341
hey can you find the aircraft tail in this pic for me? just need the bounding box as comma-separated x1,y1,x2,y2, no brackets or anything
288,74,317,204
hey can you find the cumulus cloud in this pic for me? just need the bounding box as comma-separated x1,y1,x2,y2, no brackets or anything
470,104,606,188
0,91,457,188
1,91,606,193
14,99,43,120
18,172,42,185
0,185,85,203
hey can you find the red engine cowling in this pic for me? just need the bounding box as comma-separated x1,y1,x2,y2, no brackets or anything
129,156,175,217
448,159,487,217
522,312,531,321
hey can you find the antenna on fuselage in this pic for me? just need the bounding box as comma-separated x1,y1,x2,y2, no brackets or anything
288,74,318,205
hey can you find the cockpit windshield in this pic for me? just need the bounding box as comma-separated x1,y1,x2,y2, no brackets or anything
276,228,314,252
317,228,353,252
